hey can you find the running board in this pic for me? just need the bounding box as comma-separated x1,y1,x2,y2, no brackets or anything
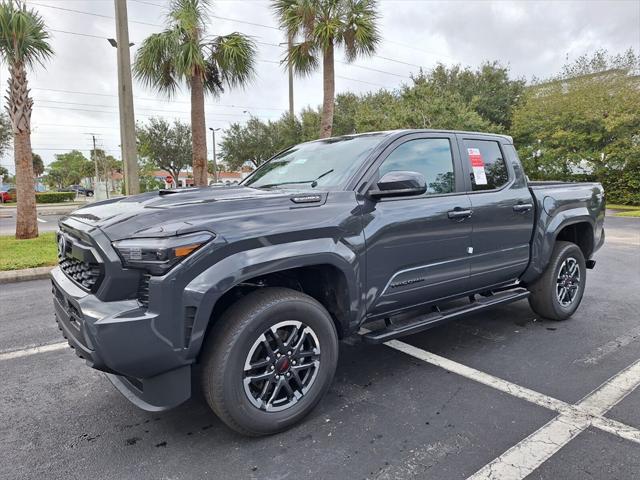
361,288,530,344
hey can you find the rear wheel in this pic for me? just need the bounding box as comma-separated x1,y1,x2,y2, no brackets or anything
200,287,339,436
528,241,586,321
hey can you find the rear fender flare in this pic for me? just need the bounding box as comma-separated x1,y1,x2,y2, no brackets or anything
521,206,594,284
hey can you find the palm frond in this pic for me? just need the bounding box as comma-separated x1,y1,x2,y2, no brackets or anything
271,0,317,39
340,0,380,62
209,33,257,90
133,30,182,97
0,1,53,68
168,0,210,32
284,40,319,77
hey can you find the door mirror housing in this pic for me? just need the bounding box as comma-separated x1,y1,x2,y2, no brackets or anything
369,171,427,199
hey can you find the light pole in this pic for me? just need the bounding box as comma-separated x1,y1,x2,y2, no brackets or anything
209,127,220,183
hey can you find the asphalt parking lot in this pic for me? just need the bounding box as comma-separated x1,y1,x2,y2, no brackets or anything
1,216,639,480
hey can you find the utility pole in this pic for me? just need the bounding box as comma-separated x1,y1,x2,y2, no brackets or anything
287,34,294,118
209,127,220,183
92,135,100,192
113,0,139,195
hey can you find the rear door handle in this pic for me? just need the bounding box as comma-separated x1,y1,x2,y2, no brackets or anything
513,203,533,213
447,208,473,220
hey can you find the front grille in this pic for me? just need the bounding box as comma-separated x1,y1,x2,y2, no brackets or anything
59,257,102,290
137,273,151,307
57,231,103,292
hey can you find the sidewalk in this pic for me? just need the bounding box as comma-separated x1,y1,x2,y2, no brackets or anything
0,266,54,284
0,202,87,216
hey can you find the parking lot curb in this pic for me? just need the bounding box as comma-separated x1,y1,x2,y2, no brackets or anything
0,266,54,284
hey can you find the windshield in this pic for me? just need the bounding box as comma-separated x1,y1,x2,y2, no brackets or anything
242,134,386,190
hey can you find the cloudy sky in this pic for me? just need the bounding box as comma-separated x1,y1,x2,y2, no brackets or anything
1,0,639,172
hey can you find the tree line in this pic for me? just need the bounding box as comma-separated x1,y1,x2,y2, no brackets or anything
220,50,640,205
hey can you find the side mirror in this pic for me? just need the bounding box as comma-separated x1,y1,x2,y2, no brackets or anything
369,171,427,199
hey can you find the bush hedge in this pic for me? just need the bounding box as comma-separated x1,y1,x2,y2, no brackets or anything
35,191,76,203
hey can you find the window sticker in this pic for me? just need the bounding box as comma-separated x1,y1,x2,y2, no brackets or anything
467,148,488,185
292,158,308,165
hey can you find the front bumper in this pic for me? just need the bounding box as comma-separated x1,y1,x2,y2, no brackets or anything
51,267,191,411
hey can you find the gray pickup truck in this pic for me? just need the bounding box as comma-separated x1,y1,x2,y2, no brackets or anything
52,129,605,435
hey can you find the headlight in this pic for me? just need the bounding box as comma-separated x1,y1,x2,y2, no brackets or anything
112,232,214,275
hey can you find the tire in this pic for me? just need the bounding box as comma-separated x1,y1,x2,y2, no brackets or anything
200,287,339,436
528,241,586,321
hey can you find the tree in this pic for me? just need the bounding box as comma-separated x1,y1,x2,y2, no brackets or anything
272,0,380,138
32,152,44,177
89,148,121,194
45,150,93,189
220,114,301,170
512,49,640,204
350,76,496,133
137,117,192,184
0,112,11,157
0,1,53,238
134,0,257,187
427,62,526,130
0,165,8,183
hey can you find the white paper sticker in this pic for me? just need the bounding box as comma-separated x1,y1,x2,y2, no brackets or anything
472,166,488,185
467,148,488,185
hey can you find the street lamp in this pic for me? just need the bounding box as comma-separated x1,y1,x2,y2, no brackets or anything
209,127,221,183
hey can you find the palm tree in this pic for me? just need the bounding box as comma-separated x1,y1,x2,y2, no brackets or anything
134,0,257,186
0,1,52,239
272,0,380,138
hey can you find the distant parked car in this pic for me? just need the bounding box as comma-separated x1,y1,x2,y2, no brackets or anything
62,185,94,197
1,188,16,202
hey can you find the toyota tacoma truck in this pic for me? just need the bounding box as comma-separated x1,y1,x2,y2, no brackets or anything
52,129,605,436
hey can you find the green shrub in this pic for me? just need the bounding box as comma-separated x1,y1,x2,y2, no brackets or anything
35,191,76,203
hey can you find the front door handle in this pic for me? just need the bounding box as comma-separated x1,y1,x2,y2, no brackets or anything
513,203,533,213
447,208,473,220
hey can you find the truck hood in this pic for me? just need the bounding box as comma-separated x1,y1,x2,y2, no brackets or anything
63,186,324,241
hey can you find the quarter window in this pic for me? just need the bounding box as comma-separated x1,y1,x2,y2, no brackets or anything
463,139,509,191
379,138,455,195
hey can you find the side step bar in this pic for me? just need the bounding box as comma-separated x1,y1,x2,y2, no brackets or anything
361,288,530,344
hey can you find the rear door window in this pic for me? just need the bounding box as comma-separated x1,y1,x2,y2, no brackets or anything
463,139,509,191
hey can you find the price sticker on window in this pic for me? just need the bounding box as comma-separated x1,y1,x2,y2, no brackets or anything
467,148,488,185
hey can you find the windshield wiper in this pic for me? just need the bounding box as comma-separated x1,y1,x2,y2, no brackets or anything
257,169,334,189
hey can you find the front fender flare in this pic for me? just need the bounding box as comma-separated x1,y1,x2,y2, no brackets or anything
182,238,361,358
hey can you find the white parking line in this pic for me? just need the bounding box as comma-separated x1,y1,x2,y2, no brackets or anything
37,217,47,223
380,338,640,480
0,342,68,361
467,360,640,480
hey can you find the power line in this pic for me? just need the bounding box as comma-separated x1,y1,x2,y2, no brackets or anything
32,87,285,111
130,0,280,30
40,13,417,80
130,0,428,69
337,61,410,79
31,2,161,27
34,99,273,118
34,124,120,129
336,75,392,89
50,28,108,40
34,105,271,121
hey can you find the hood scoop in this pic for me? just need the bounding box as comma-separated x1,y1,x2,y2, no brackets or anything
158,188,200,196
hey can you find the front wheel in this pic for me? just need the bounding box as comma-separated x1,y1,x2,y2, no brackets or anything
528,241,586,321
200,287,339,436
